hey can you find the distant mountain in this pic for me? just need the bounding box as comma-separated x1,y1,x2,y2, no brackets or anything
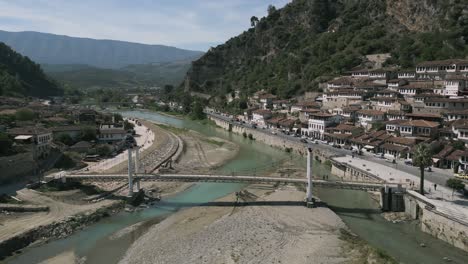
0,30,203,69
0,42,62,97
45,60,192,89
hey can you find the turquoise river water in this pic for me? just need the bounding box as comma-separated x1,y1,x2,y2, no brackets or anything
4,110,467,264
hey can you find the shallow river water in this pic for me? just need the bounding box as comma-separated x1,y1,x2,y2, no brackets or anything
4,110,467,264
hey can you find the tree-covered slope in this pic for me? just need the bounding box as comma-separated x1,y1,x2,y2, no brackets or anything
184,0,468,98
45,60,192,89
0,30,203,69
0,42,62,97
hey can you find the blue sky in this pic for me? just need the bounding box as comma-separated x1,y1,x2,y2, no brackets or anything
0,0,290,51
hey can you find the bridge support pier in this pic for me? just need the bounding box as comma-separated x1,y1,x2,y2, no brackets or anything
306,148,314,208
136,180,140,192
134,146,140,174
128,148,134,197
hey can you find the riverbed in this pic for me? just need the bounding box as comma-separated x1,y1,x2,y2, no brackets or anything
4,110,468,264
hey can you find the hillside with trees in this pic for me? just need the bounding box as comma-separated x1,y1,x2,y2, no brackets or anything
0,42,62,97
183,0,468,99
43,60,193,89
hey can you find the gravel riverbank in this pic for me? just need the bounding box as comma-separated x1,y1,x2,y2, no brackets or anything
119,185,372,264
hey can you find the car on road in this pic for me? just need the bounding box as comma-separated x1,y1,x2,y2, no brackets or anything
332,144,342,149
312,140,319,144
404,160,413,166
300,139,308,143
271,131,277,135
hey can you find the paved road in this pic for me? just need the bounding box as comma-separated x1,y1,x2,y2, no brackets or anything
207,112,457,188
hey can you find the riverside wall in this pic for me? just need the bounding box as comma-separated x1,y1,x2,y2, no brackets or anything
208,115,334,160
404,191,468,252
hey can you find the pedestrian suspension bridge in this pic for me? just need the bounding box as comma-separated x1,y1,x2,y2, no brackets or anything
47,148,401,206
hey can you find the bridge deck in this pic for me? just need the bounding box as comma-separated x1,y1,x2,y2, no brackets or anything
48,173,400,191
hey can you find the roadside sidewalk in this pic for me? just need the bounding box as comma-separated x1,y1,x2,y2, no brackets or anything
333,155,468,223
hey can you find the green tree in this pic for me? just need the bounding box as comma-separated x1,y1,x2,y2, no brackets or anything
190,100,206,120
56,134,74,146
81,127,97,141
15,108,36,121
250,16,259,27
124,120,135,130
96,145,111,157
267,5,276,15
0,132,13,156
446,178,465,199
371,121,385,131
412,144,432,195
452,141,465,150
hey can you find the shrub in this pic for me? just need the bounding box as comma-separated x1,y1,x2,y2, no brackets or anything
248,133,254,140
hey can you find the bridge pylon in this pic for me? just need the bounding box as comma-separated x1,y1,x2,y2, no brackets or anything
306,147,314,207
127,148,134,197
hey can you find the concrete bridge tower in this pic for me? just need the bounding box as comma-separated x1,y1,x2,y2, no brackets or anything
134,146,140,191
127,148,134,197
306,147,314,207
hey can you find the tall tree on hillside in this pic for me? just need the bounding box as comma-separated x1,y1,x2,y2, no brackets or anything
267,5,276,15
412,144,432,195
250,16,259,27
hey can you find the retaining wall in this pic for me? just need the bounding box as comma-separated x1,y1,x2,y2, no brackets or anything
208,115,334,160
404,191,468,252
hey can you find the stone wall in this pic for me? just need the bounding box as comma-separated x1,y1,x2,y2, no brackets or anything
331,161,384,183
208,115,334,160
404,191,468,252
420,208,468,252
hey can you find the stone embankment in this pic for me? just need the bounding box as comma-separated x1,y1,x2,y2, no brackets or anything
106,120,183,174
208,115,334,160
0,202,123,259
0,204,49,212
405,191,468,252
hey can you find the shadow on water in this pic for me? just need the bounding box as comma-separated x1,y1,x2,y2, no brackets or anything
156,200,309,207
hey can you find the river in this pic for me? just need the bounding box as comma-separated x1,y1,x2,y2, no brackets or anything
4,110,467,264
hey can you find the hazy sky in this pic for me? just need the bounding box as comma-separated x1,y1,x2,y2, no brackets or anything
0,0,290,51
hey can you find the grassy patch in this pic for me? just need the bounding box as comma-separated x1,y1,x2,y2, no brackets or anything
36,181,103,195
339,228,397,264
200,137,224,147
156,123,188,134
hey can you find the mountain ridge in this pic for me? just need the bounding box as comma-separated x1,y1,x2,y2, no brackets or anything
0,30,204,69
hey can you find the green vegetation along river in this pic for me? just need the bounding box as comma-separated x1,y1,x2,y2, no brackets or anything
5,110,467,264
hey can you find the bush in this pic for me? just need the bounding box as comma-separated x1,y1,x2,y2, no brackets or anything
54,154,76,169
242,131,247,138
96,145,111,157
57,134,74,146
248,133,254,140
0,132,13,156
